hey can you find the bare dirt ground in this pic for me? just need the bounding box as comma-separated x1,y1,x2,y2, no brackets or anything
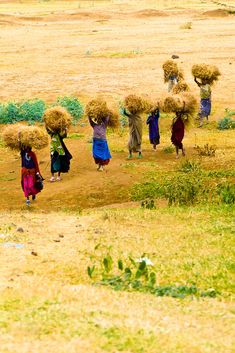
0,0,234,211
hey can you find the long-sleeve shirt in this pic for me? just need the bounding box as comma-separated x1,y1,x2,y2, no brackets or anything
89,117,109,140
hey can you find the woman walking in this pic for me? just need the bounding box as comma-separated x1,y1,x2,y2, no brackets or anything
171,111,185,158
49,129,72,181
194,77,211,126
146,106,160,151
123,108,143,159
21,146,43,206
89,116,111,171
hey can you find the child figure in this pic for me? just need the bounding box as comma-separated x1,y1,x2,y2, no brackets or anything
21,146,43,206
89,116,111,171
171,112,186,158
194,77,211,126
146,106,160,151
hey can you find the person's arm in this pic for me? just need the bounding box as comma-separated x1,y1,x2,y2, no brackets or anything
88,117,95,127
146,115,152,124
123,108,131,117
194,77,201,87
30,151,40,174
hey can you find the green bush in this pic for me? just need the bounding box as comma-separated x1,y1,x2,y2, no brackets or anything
56,96,84,125
217,183,235,204
0,99,46,124
218,117,235,130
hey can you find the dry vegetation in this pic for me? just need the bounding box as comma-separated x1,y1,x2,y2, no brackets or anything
0,1,235,352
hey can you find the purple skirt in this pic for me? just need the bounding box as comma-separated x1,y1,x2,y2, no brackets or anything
200,98,211,117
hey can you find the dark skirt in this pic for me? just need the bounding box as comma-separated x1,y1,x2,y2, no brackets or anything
93,138,111,165
200,98,211,117
51,152,71,173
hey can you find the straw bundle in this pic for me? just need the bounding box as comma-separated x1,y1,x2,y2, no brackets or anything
43,106,72,133
20,126,48,150
192,64,221,84
163,93,197,117
107,109,120,129
172,81,190,94
162,60,179,83
86,98,110,124
124,94,150,115
3,124,48,150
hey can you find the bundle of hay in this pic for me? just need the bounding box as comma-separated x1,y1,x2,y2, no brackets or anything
43,106,72,134
124,94,150,115
20,126,48,150
107,109,120,129
192,64,221,84
3,124,48,150
86,98,110,124
162,60,184,83
172,81,190,94
163,93,197,125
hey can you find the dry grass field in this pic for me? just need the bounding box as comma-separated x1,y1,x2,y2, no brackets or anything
0,1,235,352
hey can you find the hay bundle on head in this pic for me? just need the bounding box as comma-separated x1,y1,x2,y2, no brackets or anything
2,124,24,150
124,94,150,115
20,126,48,150
162,60,182,83
86,98,110,124
3,124,48,150
192,64,221,84
43,106,72,134
107,109,120,129
172,81,190,94
163,93,197,126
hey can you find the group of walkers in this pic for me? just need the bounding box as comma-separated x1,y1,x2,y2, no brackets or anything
19,68,213,205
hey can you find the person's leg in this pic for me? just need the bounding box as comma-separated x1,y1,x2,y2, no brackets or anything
138,151,142,159
153,144,156,151
57,172,61,181
182,145,186,156
50,173,55,182
127,149,133,159
32,195,36,200
175,146,179,159
26,197,30,206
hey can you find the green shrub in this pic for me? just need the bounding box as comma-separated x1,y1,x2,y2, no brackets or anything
163,174,203,206
141,199,156,210
217,183,235,204
56,96,84,125
218,117,235,130
0,99,46,124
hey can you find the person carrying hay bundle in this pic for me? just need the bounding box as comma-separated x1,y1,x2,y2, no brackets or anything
162,60,184,93
21,146,43,206
146,104,160,151
192,63,220,126
86,98,112,171
123,94,149,159
163,93,197,158
43,107,72,182
3,124,47,206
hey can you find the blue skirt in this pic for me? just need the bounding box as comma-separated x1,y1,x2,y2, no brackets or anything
200,98,211,117
92,138,111,165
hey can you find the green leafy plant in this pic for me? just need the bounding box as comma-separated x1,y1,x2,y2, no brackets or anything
218,117,235,130
0,99,45,124
87,252,217,299
141,199,156,210
217,183,235,204
56,96,84,125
